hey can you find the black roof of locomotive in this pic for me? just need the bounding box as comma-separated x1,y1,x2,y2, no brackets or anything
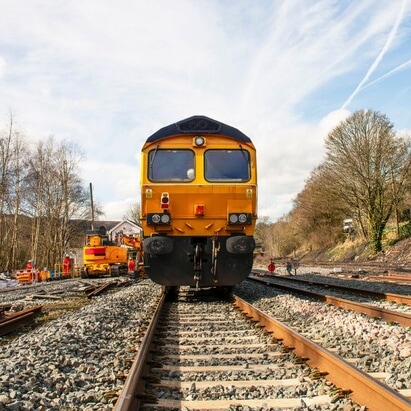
146,115,252,143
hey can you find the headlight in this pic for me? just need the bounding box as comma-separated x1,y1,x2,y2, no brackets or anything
151,214,161,223
229,214,238,224
161,213,171,224
147,213,171,225
238,214,247,223
228,213,252,225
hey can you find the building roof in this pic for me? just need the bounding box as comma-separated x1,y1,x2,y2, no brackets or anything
108,220,142,235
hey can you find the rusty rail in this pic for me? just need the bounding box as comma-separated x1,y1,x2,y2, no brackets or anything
370,274,411,283
0,306,43,336
114,291,167,411
86,279,133,298
324,295,411,327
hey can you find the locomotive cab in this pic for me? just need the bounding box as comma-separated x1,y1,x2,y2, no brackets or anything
141,115,257,288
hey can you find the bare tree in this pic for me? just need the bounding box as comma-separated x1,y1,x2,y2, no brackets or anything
8,125,29,270
0,113,31,271
24,137,89,269
269,216,299,258
324,110,411,253
123,202,141,225
0,111,101,271
254,217,272,255
292,164,349,249
0,113,14,269
254,215,300,258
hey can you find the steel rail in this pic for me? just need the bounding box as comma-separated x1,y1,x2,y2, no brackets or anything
295,260,410,272
114,291,167,411
385,292,411,305
86,282,116,298
0,306,43,336
233,296,411,411
324,295,411,327
370,274,411,283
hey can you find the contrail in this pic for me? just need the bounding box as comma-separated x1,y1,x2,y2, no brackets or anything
341,0,407,109
360,57,411,90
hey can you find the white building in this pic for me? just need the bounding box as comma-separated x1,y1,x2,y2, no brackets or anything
108,220,142,241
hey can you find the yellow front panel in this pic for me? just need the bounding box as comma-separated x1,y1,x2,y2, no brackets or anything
141,183,256,236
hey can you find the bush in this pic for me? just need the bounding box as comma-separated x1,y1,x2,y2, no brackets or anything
399,222,411,239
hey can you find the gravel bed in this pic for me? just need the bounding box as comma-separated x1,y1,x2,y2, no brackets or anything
234,278,411,392
1,270,409,410
0,279,162,410
0,279,97,308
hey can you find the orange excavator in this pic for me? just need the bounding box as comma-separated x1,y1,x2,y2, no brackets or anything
115,231,144,274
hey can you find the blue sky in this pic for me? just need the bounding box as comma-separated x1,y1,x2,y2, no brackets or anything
1,0,411,222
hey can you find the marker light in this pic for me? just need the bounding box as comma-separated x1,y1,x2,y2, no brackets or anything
151,214,161,224
161,192,170,209
195,204,205,216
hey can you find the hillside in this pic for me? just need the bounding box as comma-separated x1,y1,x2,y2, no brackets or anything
298,237,411,269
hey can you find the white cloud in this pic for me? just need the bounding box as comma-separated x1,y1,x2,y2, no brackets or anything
319,109,352,134
0,56,5,78
1,0,411,221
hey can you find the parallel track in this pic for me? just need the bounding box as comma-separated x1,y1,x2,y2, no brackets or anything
251,271,411,304
249,274,411,327
295,261,411,279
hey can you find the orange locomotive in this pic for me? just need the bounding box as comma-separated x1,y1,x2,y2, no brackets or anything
140,115,257,290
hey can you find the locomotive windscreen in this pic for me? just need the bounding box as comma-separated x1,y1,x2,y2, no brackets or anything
205,149,250,182
149,149,194,182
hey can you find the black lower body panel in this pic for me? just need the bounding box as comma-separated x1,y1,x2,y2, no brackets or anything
143,235,255,287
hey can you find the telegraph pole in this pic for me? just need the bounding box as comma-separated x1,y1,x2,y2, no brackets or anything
89,182,95,231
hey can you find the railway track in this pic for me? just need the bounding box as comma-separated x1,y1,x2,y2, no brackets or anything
249,274,411,327
0,278,134,339
251,270,411,301
369,273,411,283
296,260,409,273
115,288,411,411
